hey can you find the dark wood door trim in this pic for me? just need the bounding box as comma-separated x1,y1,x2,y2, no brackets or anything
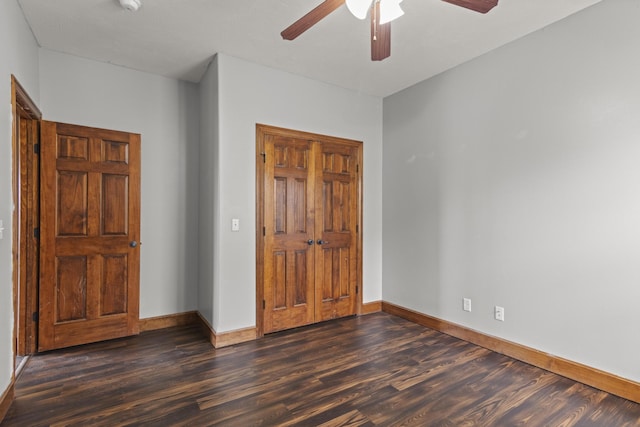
11,75,42,360
255,124,363,338
13,76,42,119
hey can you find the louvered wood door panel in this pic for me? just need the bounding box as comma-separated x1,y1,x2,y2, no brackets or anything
261,126,362,334
39,121,140,351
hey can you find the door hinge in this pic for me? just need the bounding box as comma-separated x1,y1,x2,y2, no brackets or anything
263,300,266,309
263,227,266,236
356,285,359,294
32,312,38,322
33,227,40,239
33,143,40,154
356,224,359,233
261,152,266,163
356,164,359,173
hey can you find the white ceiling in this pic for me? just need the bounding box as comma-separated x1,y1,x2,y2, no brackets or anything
18,0,602,97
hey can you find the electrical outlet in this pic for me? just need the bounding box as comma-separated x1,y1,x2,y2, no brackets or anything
463,298,471,312
495,306,505,322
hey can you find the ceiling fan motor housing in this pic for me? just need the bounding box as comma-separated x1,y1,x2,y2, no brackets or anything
119,0,142,12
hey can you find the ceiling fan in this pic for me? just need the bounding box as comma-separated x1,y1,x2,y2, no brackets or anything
281,0,499,61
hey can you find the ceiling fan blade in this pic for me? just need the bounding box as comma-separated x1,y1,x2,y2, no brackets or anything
281,0,346,40
371,1,391,61
441,0,498,14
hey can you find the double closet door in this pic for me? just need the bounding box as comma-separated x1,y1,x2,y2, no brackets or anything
257,125,363,334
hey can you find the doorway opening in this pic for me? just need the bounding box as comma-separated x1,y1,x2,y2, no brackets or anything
11,76,142,364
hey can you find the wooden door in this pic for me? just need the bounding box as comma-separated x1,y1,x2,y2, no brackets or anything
315,142,360,322
38,121,141,351
258,125,362,334
263,135,316,332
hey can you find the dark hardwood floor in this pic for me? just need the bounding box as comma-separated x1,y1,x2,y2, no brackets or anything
3,313,640,426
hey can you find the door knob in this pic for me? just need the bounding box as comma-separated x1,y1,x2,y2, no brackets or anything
130,241,138,248
307,239,314,245
317,240,329,245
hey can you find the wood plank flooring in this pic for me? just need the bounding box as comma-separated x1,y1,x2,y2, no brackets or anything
2,313,640,426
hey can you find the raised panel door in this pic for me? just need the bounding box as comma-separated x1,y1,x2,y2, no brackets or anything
315,143,359,321
258,125,362,335
263,135,316,333
39,121,140,351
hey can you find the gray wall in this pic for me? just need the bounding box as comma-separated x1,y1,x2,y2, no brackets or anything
198,56,218,327
39,49,200,319
200,54,383,333
0,0,39,402
383,0,640,382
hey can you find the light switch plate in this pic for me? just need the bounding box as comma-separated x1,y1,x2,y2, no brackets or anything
0,219,4,239
231,218,240,232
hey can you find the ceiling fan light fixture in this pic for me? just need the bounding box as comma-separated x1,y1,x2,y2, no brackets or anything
346,0,373,20
379,0,404,24
119,0,142,12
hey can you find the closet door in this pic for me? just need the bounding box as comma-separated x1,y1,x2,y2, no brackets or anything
315,142,359,322
258,125,362,334
262,134,316,333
